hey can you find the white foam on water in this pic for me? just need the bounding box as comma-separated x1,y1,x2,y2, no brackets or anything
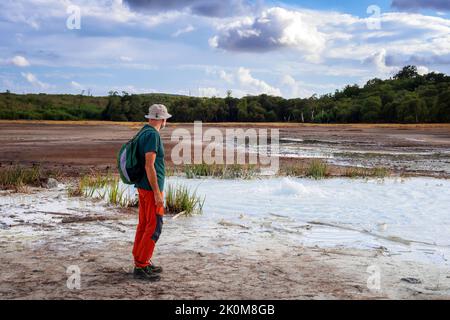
2,177,449,267
164,176,450,266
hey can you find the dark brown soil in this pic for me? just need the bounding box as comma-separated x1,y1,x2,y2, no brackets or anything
1,121,449,177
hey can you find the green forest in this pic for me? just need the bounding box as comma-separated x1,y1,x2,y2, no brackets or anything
1,66,449,123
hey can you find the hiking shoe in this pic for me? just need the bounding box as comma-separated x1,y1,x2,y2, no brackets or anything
133,267,160,282
145,263,163,274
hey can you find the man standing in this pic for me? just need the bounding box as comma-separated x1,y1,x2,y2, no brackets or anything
132,104,171,281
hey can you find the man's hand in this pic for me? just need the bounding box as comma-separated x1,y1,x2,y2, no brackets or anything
154,191,164,208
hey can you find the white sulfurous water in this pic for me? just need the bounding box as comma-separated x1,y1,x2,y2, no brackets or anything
1,177,449,269
163,176,450,266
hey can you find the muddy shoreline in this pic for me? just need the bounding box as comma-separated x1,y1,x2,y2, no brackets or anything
1,121,449,178
1,121,450,299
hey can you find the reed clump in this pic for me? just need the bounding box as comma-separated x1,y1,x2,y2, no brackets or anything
165,184,204,216
0,165,42,190
183,163,259,179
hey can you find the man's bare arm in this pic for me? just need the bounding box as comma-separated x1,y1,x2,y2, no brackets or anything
145,152,164,207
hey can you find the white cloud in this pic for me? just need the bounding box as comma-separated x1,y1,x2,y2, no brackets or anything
209,66,335,98
1,1,449,97
237,67,281,96
118,85,156,94
211,7,450,69
417,65,430,75
12,33,189,70
21,72,49,89
210,7,328,61
364,49,398,76
70,81,83,89
0,0,184,32
11,55,30,67
208,36,219,48
219,70,234,83
172,24,195,37
119,56,134,62
198,87,220,97
281,74,314,98
363,46,432,77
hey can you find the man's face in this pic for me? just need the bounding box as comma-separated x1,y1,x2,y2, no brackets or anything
161,119,167,129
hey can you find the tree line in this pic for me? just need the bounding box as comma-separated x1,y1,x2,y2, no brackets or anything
1,66,449,123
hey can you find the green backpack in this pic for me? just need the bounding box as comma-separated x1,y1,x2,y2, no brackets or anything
117,126,151,184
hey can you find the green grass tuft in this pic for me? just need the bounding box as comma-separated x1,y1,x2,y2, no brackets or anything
183,163,259,179
343,166,389,178
306,160,328,179
165,184,204,216
0,166,42,190
67,174,137,207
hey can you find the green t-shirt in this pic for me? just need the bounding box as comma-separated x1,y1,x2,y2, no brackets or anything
134,125,165,192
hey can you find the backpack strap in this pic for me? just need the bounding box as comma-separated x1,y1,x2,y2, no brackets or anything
132,126,153,142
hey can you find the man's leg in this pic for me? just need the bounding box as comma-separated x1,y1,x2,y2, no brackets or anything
132,189,147,260
132,189,161,281
133,189,162,268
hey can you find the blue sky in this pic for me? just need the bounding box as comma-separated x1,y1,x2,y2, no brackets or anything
1,0,449,98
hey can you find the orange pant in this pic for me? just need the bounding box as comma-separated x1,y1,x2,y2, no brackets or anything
132,188,164,268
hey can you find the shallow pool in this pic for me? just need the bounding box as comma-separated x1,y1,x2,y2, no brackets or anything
163,176,450,265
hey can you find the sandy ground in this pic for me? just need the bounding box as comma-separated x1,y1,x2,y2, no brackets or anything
0,185,449,300
1,121,449,177
3,240,448,300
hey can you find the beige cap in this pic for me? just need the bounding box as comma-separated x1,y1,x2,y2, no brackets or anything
145,104,172,120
